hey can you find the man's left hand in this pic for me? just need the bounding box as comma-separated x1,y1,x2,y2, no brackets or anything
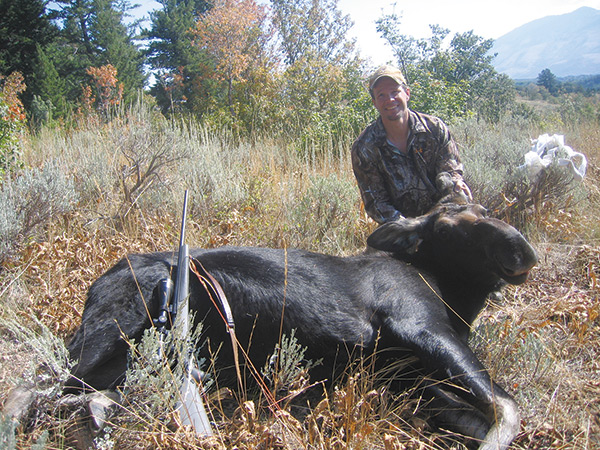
454,180,473,201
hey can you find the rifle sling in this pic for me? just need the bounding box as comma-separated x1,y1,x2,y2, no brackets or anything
189,258,243,390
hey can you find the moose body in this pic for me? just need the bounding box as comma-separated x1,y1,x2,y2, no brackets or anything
67,202,537,449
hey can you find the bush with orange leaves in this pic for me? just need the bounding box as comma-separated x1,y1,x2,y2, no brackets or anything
77,64,124,122
0,71,26,175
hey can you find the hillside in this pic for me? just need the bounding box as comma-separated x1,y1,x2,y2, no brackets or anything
492,6,600,79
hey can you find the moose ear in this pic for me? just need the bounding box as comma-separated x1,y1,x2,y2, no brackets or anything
367,217,426,254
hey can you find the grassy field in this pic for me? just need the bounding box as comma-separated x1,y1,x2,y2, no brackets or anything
1,102,599,449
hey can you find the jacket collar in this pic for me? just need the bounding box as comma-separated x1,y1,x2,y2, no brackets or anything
374,110,426,145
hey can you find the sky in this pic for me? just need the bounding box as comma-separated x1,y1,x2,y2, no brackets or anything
131,0,600,66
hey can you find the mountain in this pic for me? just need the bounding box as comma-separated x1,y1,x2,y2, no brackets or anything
491,7,600,79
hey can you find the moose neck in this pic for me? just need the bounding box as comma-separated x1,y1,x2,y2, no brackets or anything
405,242,504,333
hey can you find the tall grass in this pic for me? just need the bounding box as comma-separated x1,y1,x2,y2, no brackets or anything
1,100,599,448
24,100,367,254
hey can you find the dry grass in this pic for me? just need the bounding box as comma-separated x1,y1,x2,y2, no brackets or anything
1,106,600,449
471,243,600,448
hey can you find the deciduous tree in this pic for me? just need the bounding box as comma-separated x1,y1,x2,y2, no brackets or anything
0,72,27,174
87,64,124,116
270,0,367,145
375,12,438,84
192,0,270,116
271,0,355,66
377,11,515,122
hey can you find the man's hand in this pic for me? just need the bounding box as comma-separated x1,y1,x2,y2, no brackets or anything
454,180,473,202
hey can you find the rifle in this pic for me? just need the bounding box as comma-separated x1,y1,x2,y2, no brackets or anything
154,190,213,436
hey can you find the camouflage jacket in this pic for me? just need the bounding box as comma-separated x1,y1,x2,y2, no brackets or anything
351,110,467,223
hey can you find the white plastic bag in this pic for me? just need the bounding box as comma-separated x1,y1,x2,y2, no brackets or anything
523,134,587,181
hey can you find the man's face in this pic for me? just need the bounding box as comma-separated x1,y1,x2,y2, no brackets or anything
371,77,410,122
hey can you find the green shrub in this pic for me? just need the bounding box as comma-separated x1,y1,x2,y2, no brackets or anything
95,314,208,442
0,416,17,450
261,330,322,396
289,174,361,253
0,104,24,175
0,162,77,262
454,117,585,233
0,315,72,401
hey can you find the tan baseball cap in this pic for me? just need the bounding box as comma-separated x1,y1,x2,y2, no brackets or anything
368,65,407,95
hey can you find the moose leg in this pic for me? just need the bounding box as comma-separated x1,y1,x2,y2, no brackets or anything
392,324,520,450
425,383,490,441
66,322,133,391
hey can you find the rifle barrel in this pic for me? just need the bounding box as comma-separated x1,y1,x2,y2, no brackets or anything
178,190,188,248
171,190,190,327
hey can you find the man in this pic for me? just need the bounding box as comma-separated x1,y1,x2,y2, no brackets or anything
352,65,472,224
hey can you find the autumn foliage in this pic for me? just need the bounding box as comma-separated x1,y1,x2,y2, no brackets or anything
192,0,271,114
0,72,26,123
79,64,124,120
0,71,27,173
193,0,268,83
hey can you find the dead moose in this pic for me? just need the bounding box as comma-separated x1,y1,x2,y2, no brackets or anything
60,198,538,450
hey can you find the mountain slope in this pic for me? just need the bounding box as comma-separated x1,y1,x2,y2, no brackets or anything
491,7,600,79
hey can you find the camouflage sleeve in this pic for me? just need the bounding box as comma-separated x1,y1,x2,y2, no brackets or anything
351,141,402,224
435,121,468,188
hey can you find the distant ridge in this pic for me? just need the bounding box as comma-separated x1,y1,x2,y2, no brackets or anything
491,7,600,79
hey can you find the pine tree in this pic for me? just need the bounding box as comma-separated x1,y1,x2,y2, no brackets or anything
32,44,68,120
145,0,211,71
92,0,145,102
537,68,560,96
144,0,211,114
0,0,57,106
53,0,145,104
0,0,57,77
